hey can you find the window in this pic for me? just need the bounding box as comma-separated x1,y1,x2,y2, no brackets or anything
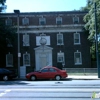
49,68,57,72
23,53,30,66
73,16,79,24
41,68,49,72
74,52,82,65
74,33,80,44
57,33,63,45
56,17,62,25
22,18,29,25
57,52,64,62
6,19,12,25
6,53,13,67
39,18,46,25
23,34,30,46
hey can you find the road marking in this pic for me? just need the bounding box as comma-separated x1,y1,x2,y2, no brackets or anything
0,88,100,92
0,89,11,97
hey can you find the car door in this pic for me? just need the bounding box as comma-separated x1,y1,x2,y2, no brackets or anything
49,68,58,78
39,68,49,79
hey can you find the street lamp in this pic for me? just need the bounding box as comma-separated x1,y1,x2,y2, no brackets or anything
14,10,20,78
94,3,100,78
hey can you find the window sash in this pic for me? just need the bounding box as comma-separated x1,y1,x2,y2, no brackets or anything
6,19,12,25
73,17,79,24
74,52,82,64
74,33,80,44
6,54,13,67
56,17,62,25
23,18,29,25
57,34,63,45
39,18,46,25
23,54,30,66
57,53,64,62
23,34,30,46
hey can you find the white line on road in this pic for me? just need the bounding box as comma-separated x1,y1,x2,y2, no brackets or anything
0,89,11,97
0,88,100,92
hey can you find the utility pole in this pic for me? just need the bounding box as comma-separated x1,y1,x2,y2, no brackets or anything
94,2,100,78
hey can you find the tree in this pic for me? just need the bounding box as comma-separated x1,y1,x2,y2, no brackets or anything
83,0,100,60
0,0,6,12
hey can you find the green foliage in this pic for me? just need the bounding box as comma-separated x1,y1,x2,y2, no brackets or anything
83,0,100,60
0,18,17,51
0,0,6,12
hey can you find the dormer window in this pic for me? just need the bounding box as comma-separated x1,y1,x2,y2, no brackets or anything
56,17,62,25
22,18,29,25
6,19,12,26
73,16,79,24
39,17,46,25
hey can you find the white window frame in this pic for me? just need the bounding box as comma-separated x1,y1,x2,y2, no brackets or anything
57,52,64,63
22,18,29,25
23,53,30,66
23,33,30,46
6,19,12,25
39,17,46,25
73,16,79,24
56,17,62,25
74,32,80,45
57,33,64,45
74,51,82,65
6,53,13,67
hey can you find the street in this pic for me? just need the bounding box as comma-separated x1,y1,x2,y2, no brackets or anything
0,79,100,100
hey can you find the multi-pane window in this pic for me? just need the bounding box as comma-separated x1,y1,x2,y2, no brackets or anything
6,19,12,25
74,33,80,44
22,18,29,25
39,18,46,25
56,17,62,25
23,34,30,46
6,53,13,67
73,16,79,24
57,33,64,45
23,53,30,66
74,52,82,65
57,52,64,62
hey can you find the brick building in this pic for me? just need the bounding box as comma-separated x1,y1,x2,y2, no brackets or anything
0,11,91,77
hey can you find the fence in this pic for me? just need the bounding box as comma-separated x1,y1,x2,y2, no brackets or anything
63,68,98,75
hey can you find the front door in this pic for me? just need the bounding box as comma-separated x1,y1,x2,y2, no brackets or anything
34,46,53,71
40,53,47,69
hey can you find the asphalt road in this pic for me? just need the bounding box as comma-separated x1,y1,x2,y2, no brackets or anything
0,79,100,100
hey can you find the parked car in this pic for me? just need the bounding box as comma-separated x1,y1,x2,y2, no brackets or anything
0,68,17,81
26,66,68,81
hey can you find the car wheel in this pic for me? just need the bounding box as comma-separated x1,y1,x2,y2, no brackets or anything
55,75,61,81
30,75,36,81
3,76,9,81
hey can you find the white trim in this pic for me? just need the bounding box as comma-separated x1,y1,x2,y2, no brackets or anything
22,18,29,25
39,17,46,25
73,16,79,24
57,52,64,63
5,19,12,25
74,52,82,65
23,53,30,66
57,33,64,45
74,32,80,45
6,53,13,67
56,17,62,25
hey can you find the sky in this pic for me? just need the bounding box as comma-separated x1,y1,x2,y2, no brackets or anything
5,0,87,13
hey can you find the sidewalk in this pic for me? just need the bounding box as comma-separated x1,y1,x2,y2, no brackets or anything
68,75,100,80
17,75,100,80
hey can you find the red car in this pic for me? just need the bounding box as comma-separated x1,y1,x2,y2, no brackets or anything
26,66,68,81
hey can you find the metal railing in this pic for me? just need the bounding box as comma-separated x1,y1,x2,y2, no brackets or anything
63,68,98,75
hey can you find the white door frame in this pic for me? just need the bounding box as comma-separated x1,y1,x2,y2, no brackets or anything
34,46,53,70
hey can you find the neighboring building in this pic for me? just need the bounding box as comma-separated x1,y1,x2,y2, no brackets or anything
0,11,91,77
